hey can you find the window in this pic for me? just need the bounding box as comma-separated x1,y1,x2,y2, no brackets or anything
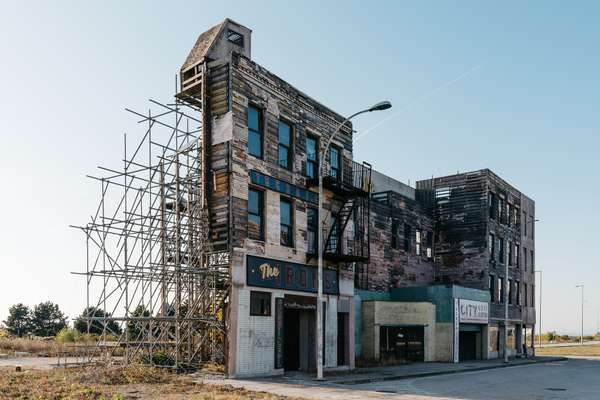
517,281,521,306
248,188,264,240
329,146,341,180
488,193,496,220
524,283,528,307
515,244,520,268
508,241,513,266
531,216,535,240
250,291,271,316
426,231,433,259
247,105,263,158
278,120,293,170
329,213,340,253
489,233,495,261
523,247,528,270
306,135,318,179
499,238,505,264
307,208,318,254
498,277,504,304
391,219,400,249
508,279,513,304
532,285,535,307
523,211,528,236
404,224,411,252
227,29,244,46
416,230,422,256
280,198,293,247
531,250,534,269
489,275,496,302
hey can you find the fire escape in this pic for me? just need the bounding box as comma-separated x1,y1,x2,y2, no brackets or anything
307,156,372,264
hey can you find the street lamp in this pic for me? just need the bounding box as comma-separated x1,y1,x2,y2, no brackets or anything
535,270,542,349
316,100,392,380
576,284,584,345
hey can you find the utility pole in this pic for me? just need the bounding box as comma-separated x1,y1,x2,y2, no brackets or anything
535,270,542,348
576,284,584,345
504,238,509,363
316,101,391,380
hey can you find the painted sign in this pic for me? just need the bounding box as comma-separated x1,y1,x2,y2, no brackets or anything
458,299,489,324
274,297,284,369
246,255,339,295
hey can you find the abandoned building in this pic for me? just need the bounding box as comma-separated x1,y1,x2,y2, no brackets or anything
78,19,536,377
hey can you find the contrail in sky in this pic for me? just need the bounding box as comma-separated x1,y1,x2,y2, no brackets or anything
354,63,483,142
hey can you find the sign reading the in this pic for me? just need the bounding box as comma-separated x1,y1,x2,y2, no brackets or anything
458,299,489,324
247,255,339,295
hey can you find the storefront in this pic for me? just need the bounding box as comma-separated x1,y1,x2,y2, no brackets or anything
359,284,491,365
229,254,354,377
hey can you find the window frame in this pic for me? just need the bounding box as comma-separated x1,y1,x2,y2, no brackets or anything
280,197,294,248
249,291,272,316
305,134,319,180
247,105,264,159
391,218,400,249
247,187,264,241
278,119,293,170
404,224,411,252
307,207,318,254
329,145,341,181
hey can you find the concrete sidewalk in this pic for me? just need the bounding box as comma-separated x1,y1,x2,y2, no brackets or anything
326,356,566,384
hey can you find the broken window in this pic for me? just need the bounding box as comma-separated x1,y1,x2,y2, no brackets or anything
508,279,513,304
278,120,293,170
250,291,271,316
489,275,496,302
307,207,318,254
227,29,244,46
391,219,400,249
516,281,521,306
489,233,495,261
416,230,422,256
499,238,505,264
404,224,411,252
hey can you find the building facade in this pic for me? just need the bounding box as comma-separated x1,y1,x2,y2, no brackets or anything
177,19,535,376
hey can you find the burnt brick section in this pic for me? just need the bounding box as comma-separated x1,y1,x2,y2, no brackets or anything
357,191,435,292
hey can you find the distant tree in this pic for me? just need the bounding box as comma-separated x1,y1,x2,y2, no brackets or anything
127,305,151,341
74,307,122,336
3,303,32,337
30,302,68,337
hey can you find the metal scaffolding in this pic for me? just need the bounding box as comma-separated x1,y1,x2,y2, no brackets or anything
72,96,230,369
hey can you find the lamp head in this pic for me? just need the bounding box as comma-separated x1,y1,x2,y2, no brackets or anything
368,101,392,112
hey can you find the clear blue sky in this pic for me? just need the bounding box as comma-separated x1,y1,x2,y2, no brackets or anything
1,1,598,334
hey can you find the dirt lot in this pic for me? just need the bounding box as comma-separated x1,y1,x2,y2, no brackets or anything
537,344,600,357
0,364,304,400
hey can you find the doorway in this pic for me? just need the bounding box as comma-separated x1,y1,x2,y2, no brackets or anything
459,331,477,361
283,295,316,372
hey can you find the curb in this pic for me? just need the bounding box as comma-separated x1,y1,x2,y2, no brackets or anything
332,357,568,385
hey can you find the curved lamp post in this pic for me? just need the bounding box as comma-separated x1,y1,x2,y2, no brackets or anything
316,100,391,380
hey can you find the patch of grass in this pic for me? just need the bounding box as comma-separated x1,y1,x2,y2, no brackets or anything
0,365,305,400
0,337,63,356
537,344,600,357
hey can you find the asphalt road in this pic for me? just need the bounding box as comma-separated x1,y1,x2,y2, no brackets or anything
220,357,600,400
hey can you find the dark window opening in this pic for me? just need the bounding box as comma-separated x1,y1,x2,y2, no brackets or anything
280,198,294,247
391,219,400,249
489,275,496,302
306,135,318,179
380,326,424,364
499,277,505,304
250,291,271,316
278,120,293,170
508,279,513,305
248,188,264,240
404,224,411,252
499,238,505,264
227,29,244,46
248,105,263,158
516,281,521,306
307,208,318,254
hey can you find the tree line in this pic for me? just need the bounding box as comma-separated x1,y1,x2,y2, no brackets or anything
2,302,158,339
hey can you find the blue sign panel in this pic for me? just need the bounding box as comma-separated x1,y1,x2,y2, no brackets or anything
246,255,339,295
250,170,318,205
